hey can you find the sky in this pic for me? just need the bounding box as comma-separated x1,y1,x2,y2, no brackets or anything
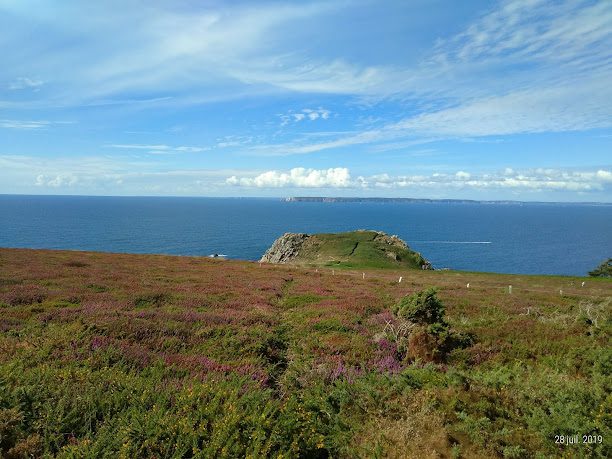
1,0,611,201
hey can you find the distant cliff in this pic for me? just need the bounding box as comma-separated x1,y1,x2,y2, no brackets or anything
284,197,527,205
283,197,611,205
260,230,431,270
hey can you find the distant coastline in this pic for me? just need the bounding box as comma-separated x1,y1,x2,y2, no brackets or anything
284,197,612,205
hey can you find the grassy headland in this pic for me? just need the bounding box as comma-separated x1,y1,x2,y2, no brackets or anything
261,230,429,270
0,248,610,457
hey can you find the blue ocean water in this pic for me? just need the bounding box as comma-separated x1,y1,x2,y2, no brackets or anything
1,195,610,276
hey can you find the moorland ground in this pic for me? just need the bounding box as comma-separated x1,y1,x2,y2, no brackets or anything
0,248,610,458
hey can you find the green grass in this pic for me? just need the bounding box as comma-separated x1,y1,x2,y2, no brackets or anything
0,247,610,458
293,230,427,270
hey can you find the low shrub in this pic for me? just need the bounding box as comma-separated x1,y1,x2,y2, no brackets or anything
391,288,474,363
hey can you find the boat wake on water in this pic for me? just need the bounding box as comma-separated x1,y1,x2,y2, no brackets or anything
412,241,492,244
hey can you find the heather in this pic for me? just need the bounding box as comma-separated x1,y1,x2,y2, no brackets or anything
0,248,610,458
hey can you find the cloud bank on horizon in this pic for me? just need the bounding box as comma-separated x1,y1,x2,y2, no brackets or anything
0,0,611,201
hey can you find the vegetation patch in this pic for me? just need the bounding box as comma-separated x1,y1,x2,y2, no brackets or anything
280,293,323,309
0,247,609,458
133,293,171,308
590,258,612,278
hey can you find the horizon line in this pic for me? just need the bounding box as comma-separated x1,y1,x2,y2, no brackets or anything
1,193,611,205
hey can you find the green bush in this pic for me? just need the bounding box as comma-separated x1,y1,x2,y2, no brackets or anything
392,287,446,326
392,289,474,363
589,258,612,277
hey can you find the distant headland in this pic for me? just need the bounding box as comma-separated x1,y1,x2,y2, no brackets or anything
284,197,611,205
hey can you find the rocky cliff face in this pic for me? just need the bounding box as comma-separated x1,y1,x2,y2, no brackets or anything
259,232,310,263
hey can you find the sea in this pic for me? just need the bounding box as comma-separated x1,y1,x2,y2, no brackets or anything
1,195,611,276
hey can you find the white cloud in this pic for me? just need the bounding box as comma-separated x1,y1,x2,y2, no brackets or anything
227,167,612,193
107,144,208,153
226,167,351,188
1,2,346,106
35,174,78,187
8,77,44,90
215,135,254,149
436,0,611,69
279,108,332,126
303,108,330,121
0,154,248,195
393,79,612,137
3,154,610,198
0,119,51,129
596,170,612,181
0,119,75,129
2,0,610,110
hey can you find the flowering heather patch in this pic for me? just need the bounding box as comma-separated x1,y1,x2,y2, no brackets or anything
0,248,610,457
0,284,47,306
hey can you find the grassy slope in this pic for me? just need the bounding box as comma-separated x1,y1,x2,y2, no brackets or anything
0,248,610,458
290,230,427,269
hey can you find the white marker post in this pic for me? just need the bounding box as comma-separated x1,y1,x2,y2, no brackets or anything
560,289,563,296
508,285,513,294
332,269,335,276
398,276,403,283
362,272,365,279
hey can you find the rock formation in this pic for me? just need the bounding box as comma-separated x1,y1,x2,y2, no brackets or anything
260,232,309,263
260,230,431,269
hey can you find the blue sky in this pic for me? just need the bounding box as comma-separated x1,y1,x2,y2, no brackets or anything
1,0,611,201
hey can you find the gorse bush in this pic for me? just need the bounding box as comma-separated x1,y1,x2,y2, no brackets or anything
392,287,446,326
391,288,474,363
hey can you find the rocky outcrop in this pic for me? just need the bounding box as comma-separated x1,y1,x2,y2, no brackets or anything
260,230,431,270
371,231,408,249
260,232,310,263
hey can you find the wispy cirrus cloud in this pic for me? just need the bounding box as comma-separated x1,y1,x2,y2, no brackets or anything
2,0,610,136
0,154,242,195
8,76,43,90
0,119,75,129
107,144,209,154
0,119,51,129
1,1,610,201
238,0,612,156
